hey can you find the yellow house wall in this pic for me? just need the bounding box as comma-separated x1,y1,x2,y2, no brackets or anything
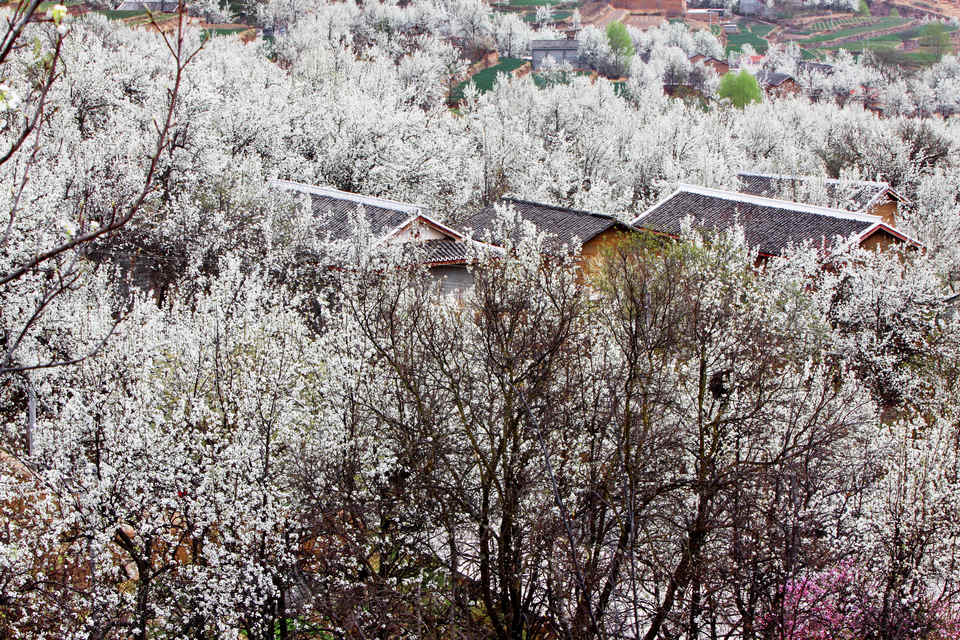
869,200,898,227
860,228,899,252
579,230,632,274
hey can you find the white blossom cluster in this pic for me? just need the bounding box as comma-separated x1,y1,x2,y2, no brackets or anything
0,2,959,637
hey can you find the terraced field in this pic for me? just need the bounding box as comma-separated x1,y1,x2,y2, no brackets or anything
806,16,873,31
804,21,957,65
801,16,910,43
724,22,774,54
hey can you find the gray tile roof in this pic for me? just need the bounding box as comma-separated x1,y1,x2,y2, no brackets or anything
271,179,427,241
737,172,899,213
798,61,834,76
633,185,882,257
308,194,413,241
396,239,502,267
755,70,793,87
461,197,633,255
420,239,473,264
532,39,580,51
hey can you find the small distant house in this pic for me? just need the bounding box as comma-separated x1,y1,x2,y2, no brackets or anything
737,0,775,17
797,60,834,76
531,40,582,71
272,180,491,294
115,0,178,10
943,292,960,325
460,197,638,271
632,184,917,259
737,172,907,226
754,70,799,96
689,54,730,74
687,7,726,17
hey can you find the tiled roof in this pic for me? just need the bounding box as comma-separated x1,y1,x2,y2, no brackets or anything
396,239,503,267
420,239,473,264
755,70,793,87
532,39,580,51
271,179,430,241
737,172,901,213
798,61,834,76
461,197,633,255
633,184,883,256
270,180,507,267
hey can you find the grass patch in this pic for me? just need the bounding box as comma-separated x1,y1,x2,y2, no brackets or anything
722,21,775,54
97,9,148,19
902,49,944,64
725,31,770,55
523,9,571,21
450,57,526,101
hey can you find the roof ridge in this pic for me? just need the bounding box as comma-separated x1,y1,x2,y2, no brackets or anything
271,179,424,215
500,197,624,224
678,184,884,223
737,171,891,189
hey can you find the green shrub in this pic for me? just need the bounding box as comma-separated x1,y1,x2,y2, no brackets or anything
717,70,762,108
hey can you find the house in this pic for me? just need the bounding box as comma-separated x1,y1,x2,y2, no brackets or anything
754,70,799,96
737,172,907,225
272,180,490,294
797,60,834,76
689,54,730,74
632,184,916,259
531,40,582,71
115,0,178,10
737,0,776,17
459,197,637,271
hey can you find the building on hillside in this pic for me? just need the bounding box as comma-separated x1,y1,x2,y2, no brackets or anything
736,172,907,225
610,0,687,16
459,197,638,271
687,7,726,17
272,180,495,295
943,292,960,325
632,184,918,260
689,54,730,74
531,40,582,70
754,70,799,96
797,60,834,76
738,0,776,17
115,0,178,10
